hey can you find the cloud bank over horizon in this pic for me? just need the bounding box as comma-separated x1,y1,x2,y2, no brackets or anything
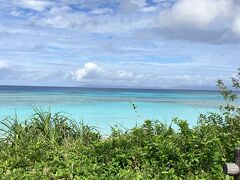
0,0,240,89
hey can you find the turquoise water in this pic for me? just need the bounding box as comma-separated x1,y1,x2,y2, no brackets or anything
0,86,223,135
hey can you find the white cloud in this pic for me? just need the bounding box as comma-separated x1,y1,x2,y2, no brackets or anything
40,6,88,29
37,3,154,33
232,15,240,36
137,0,240,43
130,0,147,7
44,16,70,28
0,60,9,69
91,8,114,15
70,62,138,83
70,62,103,81
141,6,158,13
14,0,51,11
159,0,235,28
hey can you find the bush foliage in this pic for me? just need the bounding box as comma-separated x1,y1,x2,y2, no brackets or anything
0,70,240,179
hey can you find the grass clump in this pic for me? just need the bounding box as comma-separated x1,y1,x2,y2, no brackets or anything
0,70,240,179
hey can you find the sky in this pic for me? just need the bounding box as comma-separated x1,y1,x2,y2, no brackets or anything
0,0,240,89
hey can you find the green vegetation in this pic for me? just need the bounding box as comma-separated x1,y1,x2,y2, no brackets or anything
0,71,240,179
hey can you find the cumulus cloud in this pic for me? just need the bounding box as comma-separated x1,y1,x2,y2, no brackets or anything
69,62,139,84
70,62,103,81
155,0,240,42
160,0,235,28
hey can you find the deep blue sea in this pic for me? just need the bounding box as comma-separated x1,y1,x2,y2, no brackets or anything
0,86,223,135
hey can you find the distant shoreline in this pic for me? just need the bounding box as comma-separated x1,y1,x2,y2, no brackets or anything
0,84,219,92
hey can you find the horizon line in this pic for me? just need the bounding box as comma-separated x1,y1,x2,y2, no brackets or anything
0,84,219,91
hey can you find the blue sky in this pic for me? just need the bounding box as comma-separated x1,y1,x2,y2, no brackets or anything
0,0,240,89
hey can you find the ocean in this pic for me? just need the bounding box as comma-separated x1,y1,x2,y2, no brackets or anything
0,86,223,135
